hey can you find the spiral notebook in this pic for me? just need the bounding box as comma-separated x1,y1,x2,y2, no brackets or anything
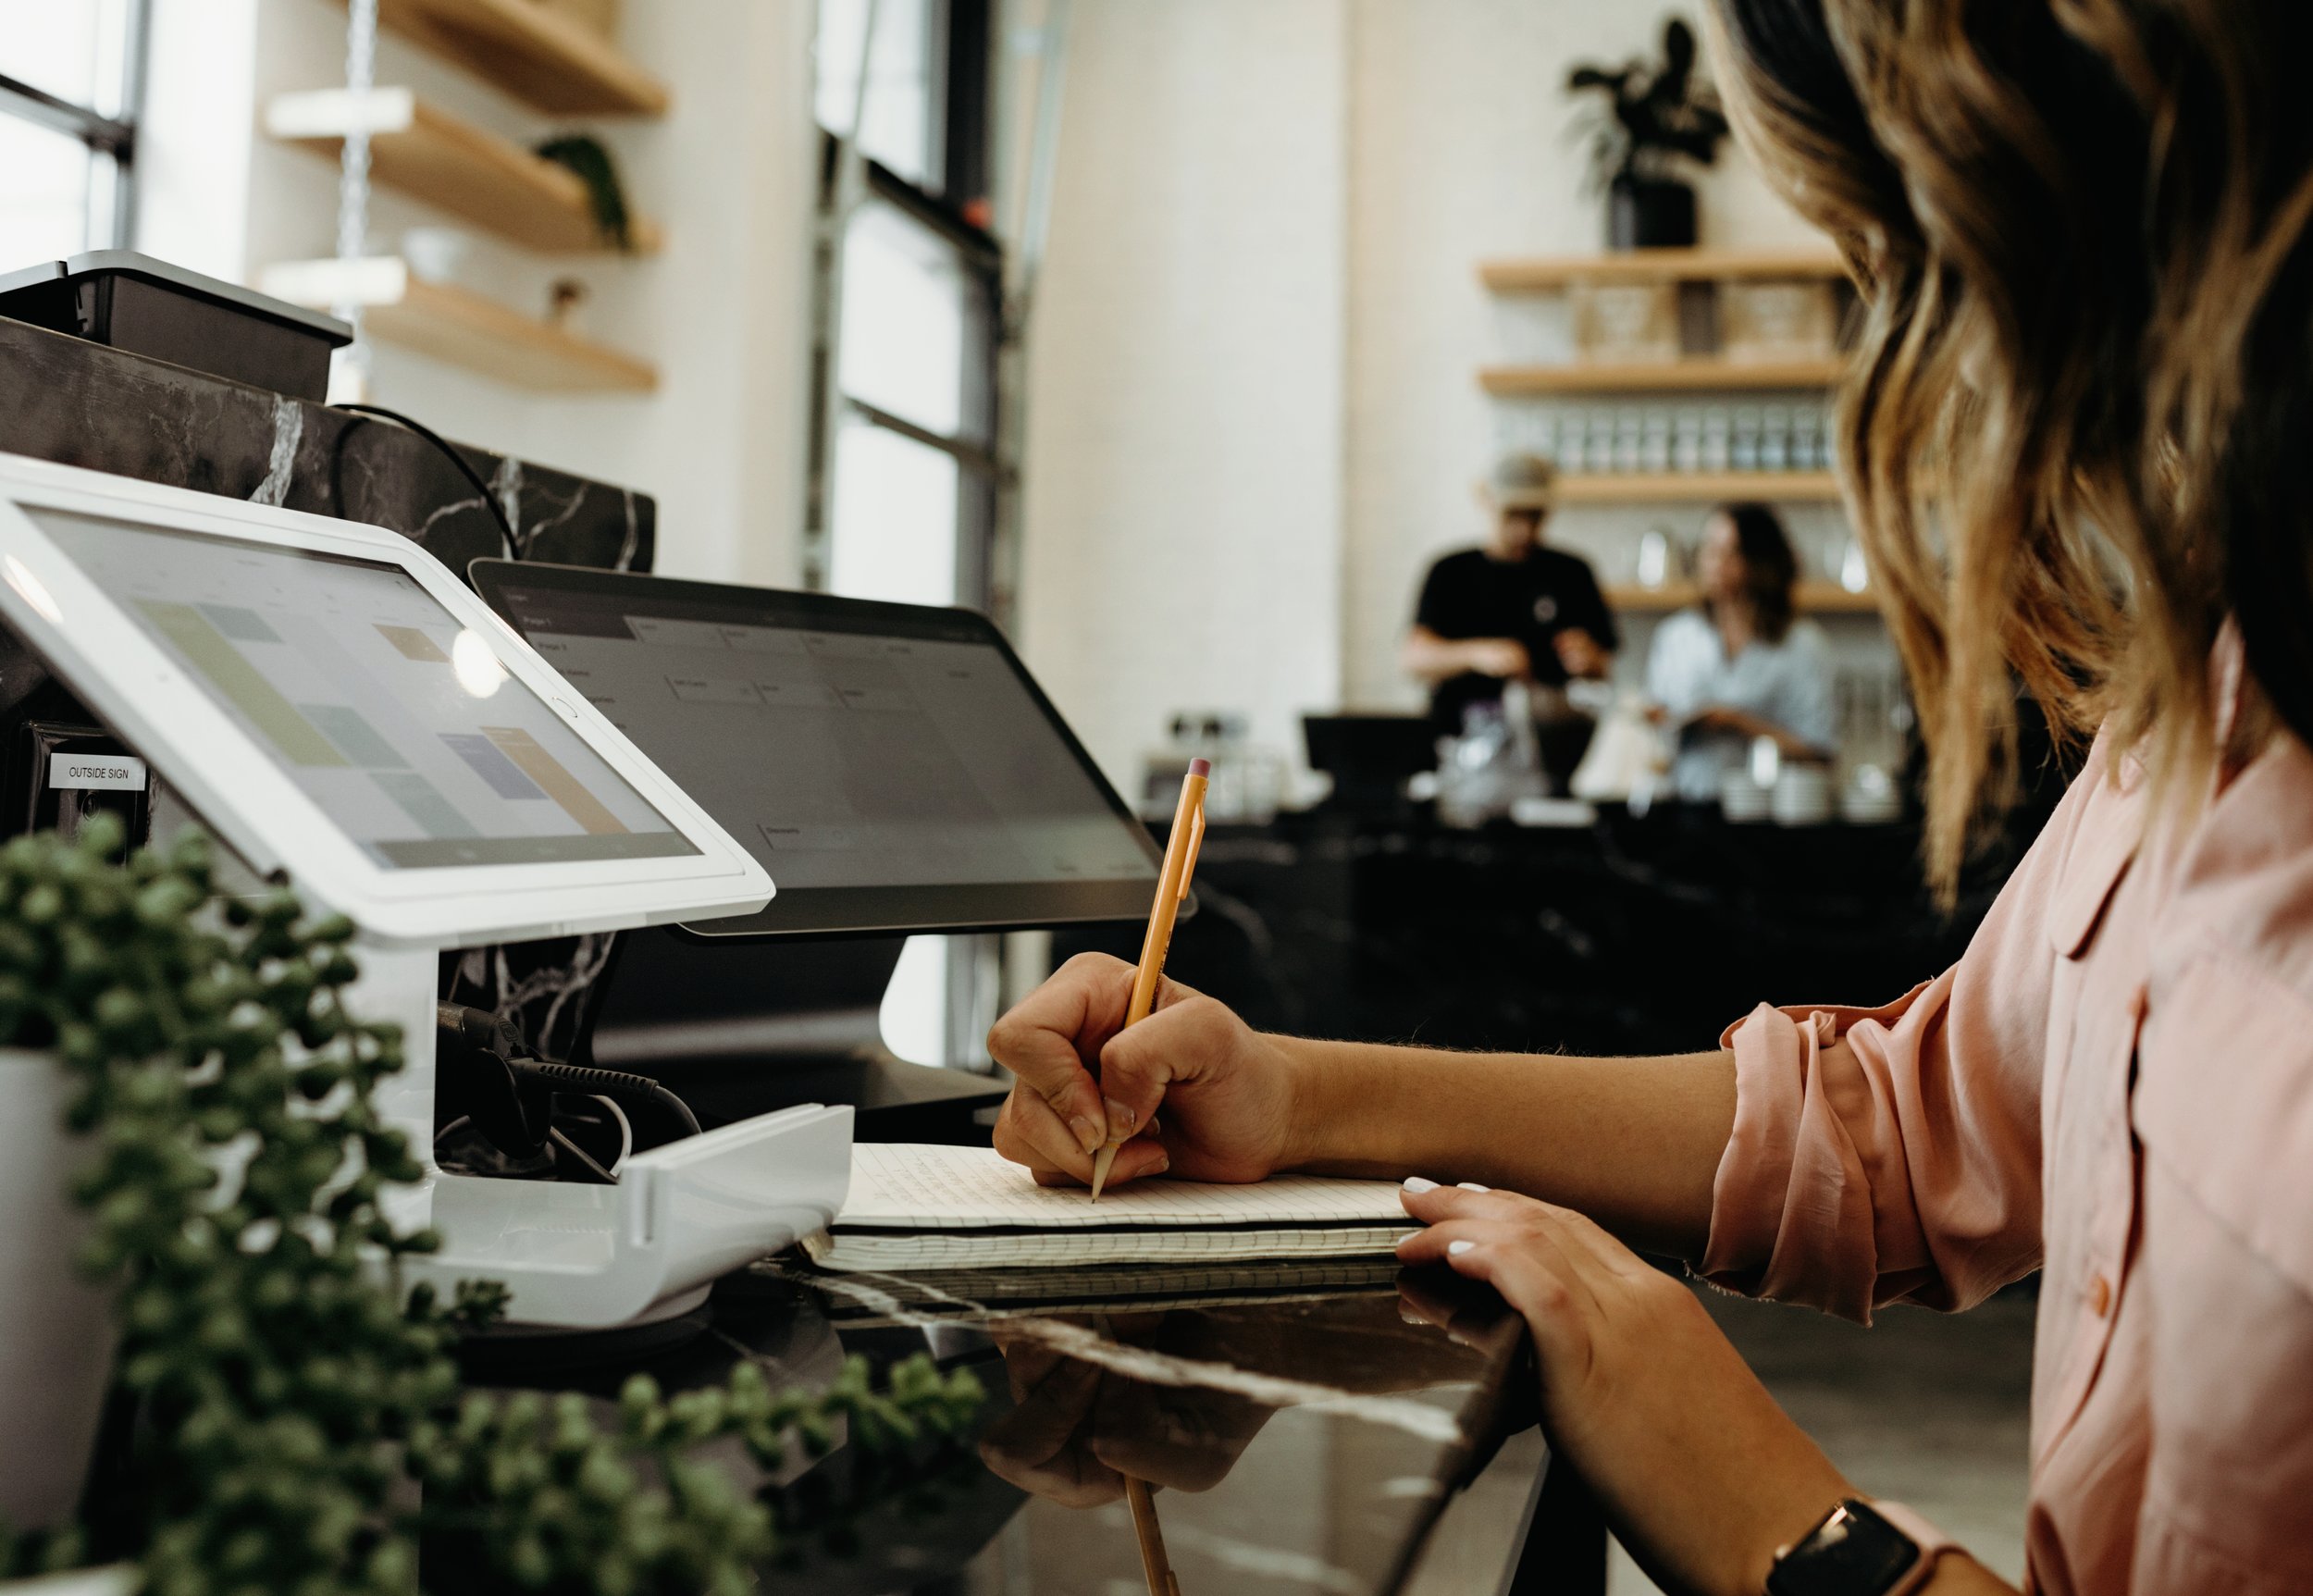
803,1143,1418,1272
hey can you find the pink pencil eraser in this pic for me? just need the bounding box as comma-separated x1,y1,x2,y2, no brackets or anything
1189,758,1212,777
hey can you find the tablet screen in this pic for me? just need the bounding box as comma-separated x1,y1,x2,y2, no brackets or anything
476,565,1161,934
34,510,698,870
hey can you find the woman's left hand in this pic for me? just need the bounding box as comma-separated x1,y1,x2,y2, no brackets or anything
1395,1181,1854,1596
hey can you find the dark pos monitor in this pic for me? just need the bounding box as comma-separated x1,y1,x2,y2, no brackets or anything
470,561,1166,938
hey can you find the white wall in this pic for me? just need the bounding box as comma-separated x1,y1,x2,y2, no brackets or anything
137,0,261,285
141,0,820,586
1018,0,1880,790
1014,0,1349,793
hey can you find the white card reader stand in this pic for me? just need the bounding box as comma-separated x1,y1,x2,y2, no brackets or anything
0,454,852,1328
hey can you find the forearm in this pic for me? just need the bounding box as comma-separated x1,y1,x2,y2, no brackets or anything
1276,1035,1736,1257
1404,630,1502,685
1708,706,1824,760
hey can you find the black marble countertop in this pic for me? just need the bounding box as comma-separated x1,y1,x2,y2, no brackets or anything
1058,803,2022,1060
457,1259,1573,1596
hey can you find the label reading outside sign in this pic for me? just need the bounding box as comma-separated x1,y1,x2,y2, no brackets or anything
49,753,147,793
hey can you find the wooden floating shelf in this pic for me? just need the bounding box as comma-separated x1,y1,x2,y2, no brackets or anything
261,257,656,393
1481,358,1844,395
360,0,670,116
268,90,661,255
373,277,656,391
1481,246,1846,291
1608,581,1881,614
1553,472,1842,504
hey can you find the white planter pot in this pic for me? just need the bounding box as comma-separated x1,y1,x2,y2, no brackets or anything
0,1048,116,1532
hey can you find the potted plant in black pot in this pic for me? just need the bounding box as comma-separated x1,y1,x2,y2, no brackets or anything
1567,18,1731,250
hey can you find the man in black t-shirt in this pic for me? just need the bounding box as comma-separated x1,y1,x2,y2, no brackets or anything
1403,453,1618,733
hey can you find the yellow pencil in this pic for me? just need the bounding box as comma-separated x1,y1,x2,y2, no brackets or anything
1124,1475,1183,1596
1091,757,1209,1200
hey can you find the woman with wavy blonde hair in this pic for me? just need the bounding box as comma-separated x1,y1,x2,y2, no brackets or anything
981,3,2313,1590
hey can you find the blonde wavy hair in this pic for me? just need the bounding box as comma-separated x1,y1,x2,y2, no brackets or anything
1708,0,2310,895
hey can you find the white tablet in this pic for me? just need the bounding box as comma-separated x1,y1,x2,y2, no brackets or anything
0,452,771,946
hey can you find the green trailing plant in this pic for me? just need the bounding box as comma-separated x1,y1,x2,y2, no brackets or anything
0,816,981,1593
535,134,635,252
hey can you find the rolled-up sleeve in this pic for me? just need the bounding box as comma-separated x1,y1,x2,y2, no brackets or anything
1702,742,2123,1321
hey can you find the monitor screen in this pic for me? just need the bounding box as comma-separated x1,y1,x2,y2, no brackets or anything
472,563,1164,935
35,510,699,870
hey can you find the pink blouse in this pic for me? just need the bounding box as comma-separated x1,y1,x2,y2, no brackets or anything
1704,710,2313,1592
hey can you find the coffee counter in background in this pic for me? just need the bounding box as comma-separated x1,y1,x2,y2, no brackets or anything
1055,802,2043,1060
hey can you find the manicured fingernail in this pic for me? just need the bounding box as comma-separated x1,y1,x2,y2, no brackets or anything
1069,1115,1102,1153
1457,1182,1490,1194
1147,1151,1170,1176
1447,1240,1476,1257
1104,1097,1135,1137
1400,1307,1424,1325
1402,1176,1439,1194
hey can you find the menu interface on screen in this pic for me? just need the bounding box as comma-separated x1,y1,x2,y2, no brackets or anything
488,582,1159,894
33,510,699,870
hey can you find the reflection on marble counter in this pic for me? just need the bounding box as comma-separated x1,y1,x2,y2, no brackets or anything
456,1261,1557,1596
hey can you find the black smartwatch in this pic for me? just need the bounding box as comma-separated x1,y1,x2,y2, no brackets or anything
1765,1500,1954,1596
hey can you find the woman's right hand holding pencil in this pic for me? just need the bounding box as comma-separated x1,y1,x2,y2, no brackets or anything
987,952,1302,1192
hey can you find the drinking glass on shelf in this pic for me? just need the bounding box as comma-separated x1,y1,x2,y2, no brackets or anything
1614,406,1644,473
1640,407,1673,473
1731,405,1764,472
1585,407,1616,474
1673,407,1704,473
1760,403,1791,472
1701,408,1733,472
1529,411,1560,464
1792,402,1827,471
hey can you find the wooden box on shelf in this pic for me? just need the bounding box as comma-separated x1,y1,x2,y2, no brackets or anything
1720,278,1839,364
1571,281,1681,365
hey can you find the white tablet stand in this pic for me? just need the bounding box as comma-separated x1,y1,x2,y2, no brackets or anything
363,944,852,1329
0,455,852,1329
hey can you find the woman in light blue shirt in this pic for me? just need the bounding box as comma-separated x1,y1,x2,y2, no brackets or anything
1645,503,1836,802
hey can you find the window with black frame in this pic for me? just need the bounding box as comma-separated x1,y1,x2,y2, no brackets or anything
810,0,1008,1070
810,0,1001,613
0,0,148,266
